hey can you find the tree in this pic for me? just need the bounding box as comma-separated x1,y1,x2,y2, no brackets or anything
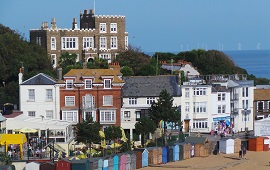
149,89,181,145
0,153,12,166
120,66,134,76
104,126,122,153
58,52,82,75
135,117,156,147
87,58,108,69
75,115,101,156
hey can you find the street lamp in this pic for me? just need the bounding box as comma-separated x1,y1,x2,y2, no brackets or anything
242,108,251,133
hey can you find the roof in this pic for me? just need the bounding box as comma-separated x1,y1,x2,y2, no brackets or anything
71,159,90,164
122,75,181,97
0,114,6,122
3,111,23,118
227,80,239,88
212,85,230,93
21,73,56,85
185,137,208,144
63,69,123,84
235,80,254,86
254,89,270,101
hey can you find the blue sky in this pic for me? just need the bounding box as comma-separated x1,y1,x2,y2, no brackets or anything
1,0,270,52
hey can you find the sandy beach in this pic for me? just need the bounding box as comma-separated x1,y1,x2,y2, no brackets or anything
142,151,270,170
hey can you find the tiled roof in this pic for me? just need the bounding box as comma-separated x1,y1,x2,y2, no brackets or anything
212,85,230,92
254,89,270,101
21,73,56,85
63,69,123,84
3,111,23,118
122,75,181,97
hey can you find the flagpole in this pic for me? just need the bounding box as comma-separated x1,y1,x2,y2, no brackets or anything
94,0,96,14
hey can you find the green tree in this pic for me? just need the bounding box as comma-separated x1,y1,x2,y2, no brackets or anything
58,52,82,75
135,117,156,147
87,58,108,69
104,126,122,153
149,89,181,145
0,153,12,166
75,115,101,156
120,66,134,76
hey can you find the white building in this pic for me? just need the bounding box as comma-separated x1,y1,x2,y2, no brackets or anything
121,75,181,141
181,81,212,133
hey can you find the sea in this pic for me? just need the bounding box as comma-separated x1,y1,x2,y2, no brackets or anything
146,50,270,79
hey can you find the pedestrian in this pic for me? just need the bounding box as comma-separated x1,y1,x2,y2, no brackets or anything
239,149,242,159
242,147,247,159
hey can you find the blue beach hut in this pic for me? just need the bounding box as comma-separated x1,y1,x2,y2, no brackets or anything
172,144,180,161
162,147,168,164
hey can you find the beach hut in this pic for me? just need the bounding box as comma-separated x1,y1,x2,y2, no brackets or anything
168,146,174,162
89,157,101,170
161,147,168,164
234,138,242,153
219,138,234,154
119,153,126,170
56,158,71,170
125,153,131,170
134,148,148,168
177,143,191,160
126,151,136,170
146,147,161,165
0,165,15,170
104,158,109,170
263,137,269,151
98,158,103,170
248,136,264,151
171,144,179,161
157,147,162,164
185,137,209,157
108,154,119,170
40,162,55,170
135,151,142,169
26,162,40,170
71,159,90,170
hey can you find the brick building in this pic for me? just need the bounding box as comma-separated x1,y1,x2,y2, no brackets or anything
30,9,128,68
57,62,124,127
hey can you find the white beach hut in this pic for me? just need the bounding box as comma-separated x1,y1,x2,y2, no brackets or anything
219,138,234,154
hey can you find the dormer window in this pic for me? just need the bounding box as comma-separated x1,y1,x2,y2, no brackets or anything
66,80,74,89
104,79,111,89
85,79,92,89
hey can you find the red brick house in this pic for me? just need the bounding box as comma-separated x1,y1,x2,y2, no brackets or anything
58,63,124,126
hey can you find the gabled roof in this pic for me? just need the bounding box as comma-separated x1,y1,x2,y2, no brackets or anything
254,89,270,101
21,73,56,85
122,75,181,97
185,137,208,144
71,159,90,164
63,69,123,84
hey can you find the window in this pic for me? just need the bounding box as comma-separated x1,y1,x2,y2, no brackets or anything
82,94,95,108
28,111,36,117
36,37,41,45
125,36,128,49
185,88,190,98
193,102,206,113
61,37,78,50
104,79,111,89
124,111,130,118
242,87,249,97
100,110,115,122
65,96,75,106
193,88,207,96
222,105,226,113
218,93,225,101
66,80,74,89
100,37,107,49
257,101,263,111
85,79,92,89
185,102,190,112
28,89,35,101
136,111,141,121
46,110,53,119
129,98,137,105
99,23,106,33
110,23,117,33
51,37,56,50
46,89,53,101
218,105,222,113
103,95,113,106
242,113,250,122
51,54,57,68
83,37,94,49
83,111,95,121
62,111,78,122
110,37,117,49
99,54,111,62
193,119,208,129
146,97,155,105
242,100,249,109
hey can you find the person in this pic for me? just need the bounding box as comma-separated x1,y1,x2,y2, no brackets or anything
239,149,242,159
242,147,247,159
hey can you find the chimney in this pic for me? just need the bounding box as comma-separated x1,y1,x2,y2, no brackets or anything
58,68,63,80
51,18,57,29
72,18,78,30
108,62,121,72
84,10,88,14
18,68,23,84
90,9,94,15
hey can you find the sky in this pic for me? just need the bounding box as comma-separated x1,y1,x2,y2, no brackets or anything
1,0,270,53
